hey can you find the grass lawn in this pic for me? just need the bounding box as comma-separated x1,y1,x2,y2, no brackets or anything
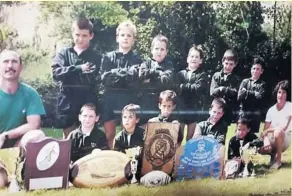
0,124,291,196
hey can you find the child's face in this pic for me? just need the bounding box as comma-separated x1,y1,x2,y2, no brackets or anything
209,104,224,124
159,100,176,118
251,64,263,80
187,49,202,70
277,88,287,104
79,108,99,129
151,41,167,63
236,123,249,139
122,111,139,133
72,27,93,50
223,59,236,74
116,28,135,50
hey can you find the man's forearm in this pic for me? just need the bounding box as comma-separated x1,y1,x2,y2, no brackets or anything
7,122,40,139
260,127,275,138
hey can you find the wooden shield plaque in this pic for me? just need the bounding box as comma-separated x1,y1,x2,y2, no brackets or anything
71,150,130,188
24,138,71,190
141,122,179,176
174,136,224,181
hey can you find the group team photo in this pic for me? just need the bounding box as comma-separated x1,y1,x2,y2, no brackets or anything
0,1,291,195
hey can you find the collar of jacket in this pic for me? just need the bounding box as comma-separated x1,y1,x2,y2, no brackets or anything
69,46,92,55
150,57,164,65
158,114,175,122
220,69,233,79
186,66,202,73
76,125,97,137
206,118,227,128
248,77,262,83
115,50,134,59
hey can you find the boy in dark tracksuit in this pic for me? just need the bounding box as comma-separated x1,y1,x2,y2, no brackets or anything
227,118,264,175
194,99,229,146
238,57,266,133
210,49,241,125
175,45,208,141
52,17,101,138
114,104,145,181
149,90,183,146
138,34,174,125
228,118,259,160
67,103,109,163
193,98,228,168
99,21,143,149
114,104,145,153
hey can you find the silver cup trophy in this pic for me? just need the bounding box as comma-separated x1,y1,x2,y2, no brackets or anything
125,146,142,184
241,142,261,178
250,146,260,177
0,147,24,193
240,141,250,178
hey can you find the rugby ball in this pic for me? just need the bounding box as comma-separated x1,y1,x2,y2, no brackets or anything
70,150,130,188
140,171,171,187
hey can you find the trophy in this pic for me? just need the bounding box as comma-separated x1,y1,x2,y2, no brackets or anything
240,142,251,178
0,147,24,193
250,146,260,177
125,146,142,184
239,140,244,158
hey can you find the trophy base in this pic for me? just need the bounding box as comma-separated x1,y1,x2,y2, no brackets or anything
130,180,138,184
242,168,250,178
9,177,21,193
130,175,138,184
250,170,256,178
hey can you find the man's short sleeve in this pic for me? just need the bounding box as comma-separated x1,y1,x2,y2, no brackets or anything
25,85,46,116
265,107,273,123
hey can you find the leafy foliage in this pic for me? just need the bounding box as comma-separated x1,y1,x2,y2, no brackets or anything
39,1,129,53
134,2,225,75
17,1,291,127
215,2,269,76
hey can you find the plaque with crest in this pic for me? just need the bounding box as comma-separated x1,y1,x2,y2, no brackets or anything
141,122,179,176
24,138,71,190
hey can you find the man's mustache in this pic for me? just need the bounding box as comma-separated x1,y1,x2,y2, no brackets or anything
5,68,16,73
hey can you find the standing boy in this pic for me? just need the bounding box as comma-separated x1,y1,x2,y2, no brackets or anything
52,17,102,138
67,103,109,163
100,21,142,149
238,57,266,133
175,45,208,141
138,34,174,124
210,50,241,125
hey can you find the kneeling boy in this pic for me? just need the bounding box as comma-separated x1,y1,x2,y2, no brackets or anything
149,90,183,146
114,104,145,153
67,103,109,163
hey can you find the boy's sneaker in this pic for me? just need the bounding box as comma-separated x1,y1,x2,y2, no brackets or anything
269,162,282,170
